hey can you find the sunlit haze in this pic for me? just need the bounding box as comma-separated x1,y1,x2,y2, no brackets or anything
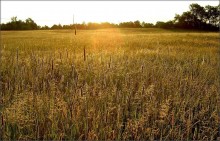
1,1,219,27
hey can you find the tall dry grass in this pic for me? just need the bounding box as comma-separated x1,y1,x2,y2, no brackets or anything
0,28,219,140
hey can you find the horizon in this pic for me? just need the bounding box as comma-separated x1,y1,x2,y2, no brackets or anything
1,1,219,27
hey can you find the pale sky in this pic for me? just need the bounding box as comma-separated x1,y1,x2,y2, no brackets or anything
1,1,219,27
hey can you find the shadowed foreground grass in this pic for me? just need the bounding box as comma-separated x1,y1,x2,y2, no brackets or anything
0,28,219,140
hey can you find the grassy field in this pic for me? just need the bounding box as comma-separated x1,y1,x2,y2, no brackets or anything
0,28,219,140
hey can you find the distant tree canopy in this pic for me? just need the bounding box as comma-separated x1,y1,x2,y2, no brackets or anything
1,16,38,30
155,3,219,30
51,24,63,30
142,22,154,28
119,20,142,28
0,3,219,31
155,21,174,29
168,3,219,30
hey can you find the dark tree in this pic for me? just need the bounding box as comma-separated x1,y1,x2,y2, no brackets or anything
1,17,39,30
142,22,154,28
172,3,219,31
25,18,38,30
134,20,142,28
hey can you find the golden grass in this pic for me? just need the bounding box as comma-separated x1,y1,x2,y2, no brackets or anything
0,28,219,140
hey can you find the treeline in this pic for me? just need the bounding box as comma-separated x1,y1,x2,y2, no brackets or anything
51,21,153,30
156,3,220,31
1,17,39,30
1,3,219,31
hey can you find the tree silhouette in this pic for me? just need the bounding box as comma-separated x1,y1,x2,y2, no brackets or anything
173,3,219,30
1,3,219,31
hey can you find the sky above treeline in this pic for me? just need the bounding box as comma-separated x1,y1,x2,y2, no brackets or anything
1,1,219,27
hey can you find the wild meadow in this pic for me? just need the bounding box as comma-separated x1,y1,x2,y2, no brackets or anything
0,28,219,140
